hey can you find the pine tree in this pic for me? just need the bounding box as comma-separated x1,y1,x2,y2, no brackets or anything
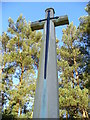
57,22,88,118
1,14,42,118
78,2,90,117
78,2,90,89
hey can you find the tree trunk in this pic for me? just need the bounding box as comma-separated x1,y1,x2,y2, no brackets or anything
83,109,86,118
72,71,74,88
85,111,89,118
82,109,88,118
66,110,68,119
74,56,79,86
20,63,24,86
20,107,22,115
18,36,19,50
17,101,19,115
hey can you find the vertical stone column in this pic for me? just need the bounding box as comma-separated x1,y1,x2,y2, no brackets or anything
46,8,59,118
33,8,59,118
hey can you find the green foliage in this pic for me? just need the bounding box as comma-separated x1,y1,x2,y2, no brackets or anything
1,14,42,118
78,2,90,90
78,2,90,118
57,22,89,118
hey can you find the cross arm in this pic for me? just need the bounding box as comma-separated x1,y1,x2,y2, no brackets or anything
31,15,69,31
31,21,45,31
53,15,69,27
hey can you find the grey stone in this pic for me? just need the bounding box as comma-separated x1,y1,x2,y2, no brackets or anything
31,8,69,118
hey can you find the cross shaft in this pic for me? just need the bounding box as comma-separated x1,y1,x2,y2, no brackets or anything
32,8,69,118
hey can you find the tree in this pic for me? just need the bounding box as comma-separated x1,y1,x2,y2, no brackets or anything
57,22,88,118
78,2,90,89
1,14,42,118
78,2,90,117
0,14,60,119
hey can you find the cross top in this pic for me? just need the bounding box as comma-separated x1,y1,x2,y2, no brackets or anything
45,7,55,13
31,7,69,31
45,8,55,18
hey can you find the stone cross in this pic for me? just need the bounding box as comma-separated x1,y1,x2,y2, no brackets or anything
31,8,69,118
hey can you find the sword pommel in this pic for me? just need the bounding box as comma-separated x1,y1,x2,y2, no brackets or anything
45,8,55,14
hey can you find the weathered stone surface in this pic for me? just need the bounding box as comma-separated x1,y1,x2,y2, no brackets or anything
32,8,69,118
